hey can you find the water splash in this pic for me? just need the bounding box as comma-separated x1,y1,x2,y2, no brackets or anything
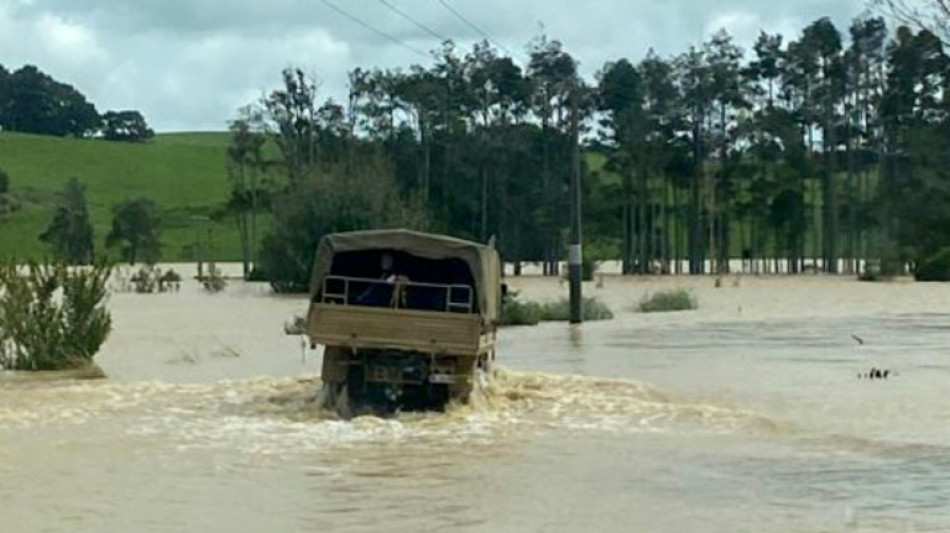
0,368,780,461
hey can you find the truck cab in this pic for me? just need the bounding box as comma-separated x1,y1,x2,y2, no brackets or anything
306,229,501,417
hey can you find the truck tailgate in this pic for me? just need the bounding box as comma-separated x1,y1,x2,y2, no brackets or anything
307,303,483,355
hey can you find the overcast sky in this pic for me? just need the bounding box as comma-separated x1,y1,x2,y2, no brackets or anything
1,0,870,132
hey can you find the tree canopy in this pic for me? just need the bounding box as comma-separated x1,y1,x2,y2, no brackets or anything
106,198,162,265
234,16,950,287
0,64,152,140
101,110,154,142
39,178,95,265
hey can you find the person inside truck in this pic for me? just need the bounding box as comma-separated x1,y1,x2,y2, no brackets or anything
356,253,403,307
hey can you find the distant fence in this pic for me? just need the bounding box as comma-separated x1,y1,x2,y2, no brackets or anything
504,259,913,276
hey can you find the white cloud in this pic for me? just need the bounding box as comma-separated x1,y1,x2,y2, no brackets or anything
6,0,868,131
35,12,107,64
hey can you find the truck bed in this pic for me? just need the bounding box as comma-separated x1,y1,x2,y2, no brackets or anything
307,303,487,356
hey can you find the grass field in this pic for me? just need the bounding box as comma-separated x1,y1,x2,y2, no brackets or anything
0,130,875,265
0,131,249,261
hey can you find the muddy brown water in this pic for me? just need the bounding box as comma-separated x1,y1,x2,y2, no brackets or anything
3,275,950,532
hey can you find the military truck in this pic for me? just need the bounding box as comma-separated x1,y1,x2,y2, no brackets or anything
306,229,502,416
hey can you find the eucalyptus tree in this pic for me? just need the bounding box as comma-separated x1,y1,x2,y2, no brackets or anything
800,18,846,272
638,52,681,273
263,68,321,185
744,32,785,271
598,58,644,274
426,42,474,232
395,67,442,202
675,46,714,273
880,26,950,263
705,29,751,273
466,46,532,245
528,34,579,274
781,32,823,272
464,42,503,241
226,110,267,278
843,16,889,271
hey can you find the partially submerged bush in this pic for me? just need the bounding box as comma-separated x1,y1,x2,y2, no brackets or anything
284,315,308,335
159,269,182,292
858,269,893,283
117,265,182,293
538,297,614,322
247,266,268,282
915,248,950,282
0,262,113,371
638,289,698,313
500,291,613,326
500,292,544,326
859,257,899,282
202,263,227,293
131,266,158,293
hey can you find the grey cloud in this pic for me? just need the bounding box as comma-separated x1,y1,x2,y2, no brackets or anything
7,0,868,131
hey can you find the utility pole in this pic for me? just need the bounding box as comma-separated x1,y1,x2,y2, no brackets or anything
569,80,583,325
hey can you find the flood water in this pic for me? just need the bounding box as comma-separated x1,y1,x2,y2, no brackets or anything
3,274,950,532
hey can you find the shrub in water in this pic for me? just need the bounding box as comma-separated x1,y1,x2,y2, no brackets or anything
284,315,308,335
915,248,950,282
0,262,112,371
500,292,543,326
247,266,268,282
638,289,698,313
159,269,182,292
126,266,182,293
202,263,227,293
131,266,158,293
539,297,614,322
500,291,613,326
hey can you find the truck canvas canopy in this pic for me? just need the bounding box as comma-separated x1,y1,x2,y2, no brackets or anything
308,229,501,326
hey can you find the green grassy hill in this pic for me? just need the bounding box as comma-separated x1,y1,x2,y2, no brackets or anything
0,131,246,261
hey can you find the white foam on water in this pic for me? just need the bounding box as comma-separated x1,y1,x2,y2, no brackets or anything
1,369,779,462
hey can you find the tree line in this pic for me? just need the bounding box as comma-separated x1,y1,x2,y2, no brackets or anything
223,15,950,288
0,64,154,141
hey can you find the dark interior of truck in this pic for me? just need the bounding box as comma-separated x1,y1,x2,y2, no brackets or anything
324,250,479,313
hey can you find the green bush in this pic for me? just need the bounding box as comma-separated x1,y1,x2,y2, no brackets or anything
284,315,308,335
500,291,613,326
0,194,21,215
247,266,268,282
125,266,182,293
582,259,596,282
500,293,544,326
0,262,113,371
131,266,158,293
638,289,698,313
915,248,950,282
866,239,907,279
538,297,614,322
159,269,182,292
858,267,893,283
202,263,227,293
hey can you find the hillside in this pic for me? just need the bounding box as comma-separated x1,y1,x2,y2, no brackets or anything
0,131,246,261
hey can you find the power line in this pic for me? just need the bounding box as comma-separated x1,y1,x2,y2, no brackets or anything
436,0,514,57
317,0,431,59
375,0,450,44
